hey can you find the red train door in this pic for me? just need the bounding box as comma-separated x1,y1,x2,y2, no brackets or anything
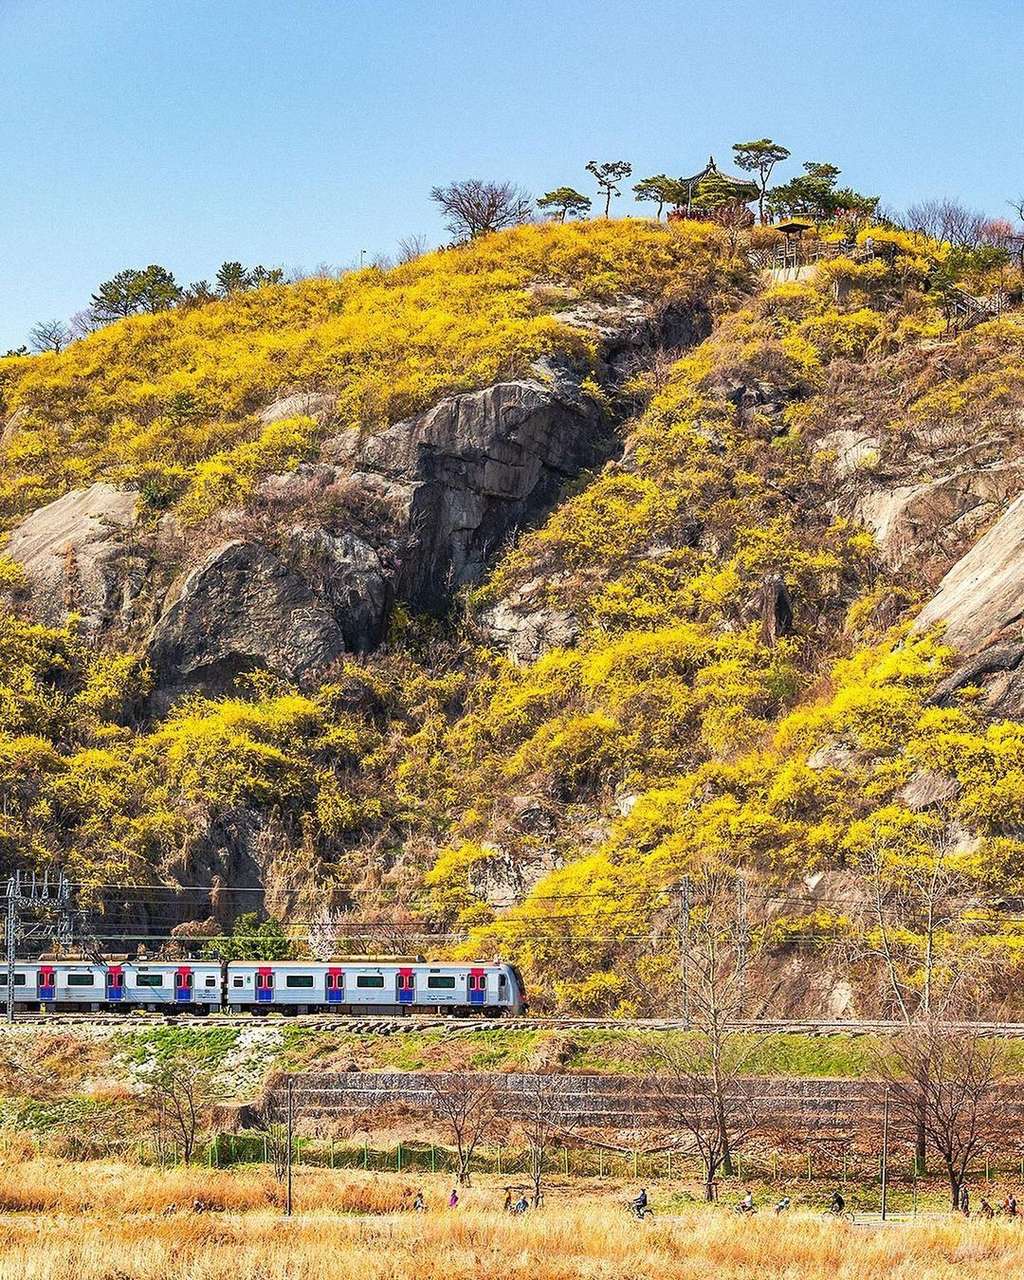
326,968,344,1004
174,966,193,1003
37,966,55,1003
469,968,486,1006
396,967,415,1005
256,967,274,1003
106,964,124,1002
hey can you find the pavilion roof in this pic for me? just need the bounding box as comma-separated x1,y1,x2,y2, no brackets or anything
681,155,758,194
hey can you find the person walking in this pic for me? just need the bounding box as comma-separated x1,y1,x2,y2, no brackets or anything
448,1187,459,1210
960,1185,970,1217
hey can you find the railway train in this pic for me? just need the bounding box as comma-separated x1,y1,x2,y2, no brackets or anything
0,958,527,1015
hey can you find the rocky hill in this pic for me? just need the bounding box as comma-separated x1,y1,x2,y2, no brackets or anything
2,218,1024,1015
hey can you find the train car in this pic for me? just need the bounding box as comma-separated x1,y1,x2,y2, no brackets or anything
2,960,222,1011
0,964,44,1007
110,960,222,1011
225,959,525,1015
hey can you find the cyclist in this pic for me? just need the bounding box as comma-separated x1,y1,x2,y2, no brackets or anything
737,1190,756,1215
629,1188,649,1219
511,1195,529,1215
979,1197,994,1220
828,1189,845,1216
1003,1193,1018,1217
412,1189,425,1213
774,1196,791,1215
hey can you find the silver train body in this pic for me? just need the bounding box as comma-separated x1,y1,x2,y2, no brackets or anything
1,959,526,1015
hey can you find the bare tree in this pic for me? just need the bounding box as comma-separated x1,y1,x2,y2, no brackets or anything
70,309,100,339
645,1043,764,1201
425,1073,499,1185
877,1021,1014,1211
396,234,430,264
141,1052,217,1163
265,1121,290,1182
643,872,771,1197
855,822,988,1171
505,1075,579,1206
429,180,532,242
858,827,982,1025
29,319,72,353
904,198,986,248
1009,197,1024,272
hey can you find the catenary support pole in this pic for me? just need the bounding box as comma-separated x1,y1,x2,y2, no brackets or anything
881,1087,890,1221
5,875,17,1025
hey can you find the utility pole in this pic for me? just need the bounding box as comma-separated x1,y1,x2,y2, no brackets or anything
678,878,691,1029
286,1074,294,1217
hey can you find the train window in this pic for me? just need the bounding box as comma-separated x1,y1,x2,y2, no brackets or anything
499,974,507,988
67,973,95,987
285,975,315,988
356,975,385,988
136,973,163,987
0,974,26,986
427,976,456,989
232,976,245,988
204,976,217,988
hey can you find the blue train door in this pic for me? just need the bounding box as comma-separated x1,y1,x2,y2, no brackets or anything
174,966,193,1003
397,968,415,1005
37,965,55,1004
256,967,274,1003
469,969,486,1007
327,968,344,1004
106,965,124,1002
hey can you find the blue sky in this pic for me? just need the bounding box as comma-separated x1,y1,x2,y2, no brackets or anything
1,0,1021,350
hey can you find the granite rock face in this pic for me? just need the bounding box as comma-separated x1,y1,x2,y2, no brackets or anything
351,376,611,609
146,540,349,695
915,493,1024,714
6,482,142,632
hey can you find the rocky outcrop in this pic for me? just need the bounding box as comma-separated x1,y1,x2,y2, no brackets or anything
286,526,390,652
24,296,708,696
852,465,1023,570
915,494,1024,714
476,576,581,662
349,375,611,610
147,540,349,696
6,483,143,632
257,391,337,426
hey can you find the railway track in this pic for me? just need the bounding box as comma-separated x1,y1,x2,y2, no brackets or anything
6,1013,1024,1036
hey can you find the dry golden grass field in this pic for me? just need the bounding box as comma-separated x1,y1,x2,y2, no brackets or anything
0,1162,1021,1279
